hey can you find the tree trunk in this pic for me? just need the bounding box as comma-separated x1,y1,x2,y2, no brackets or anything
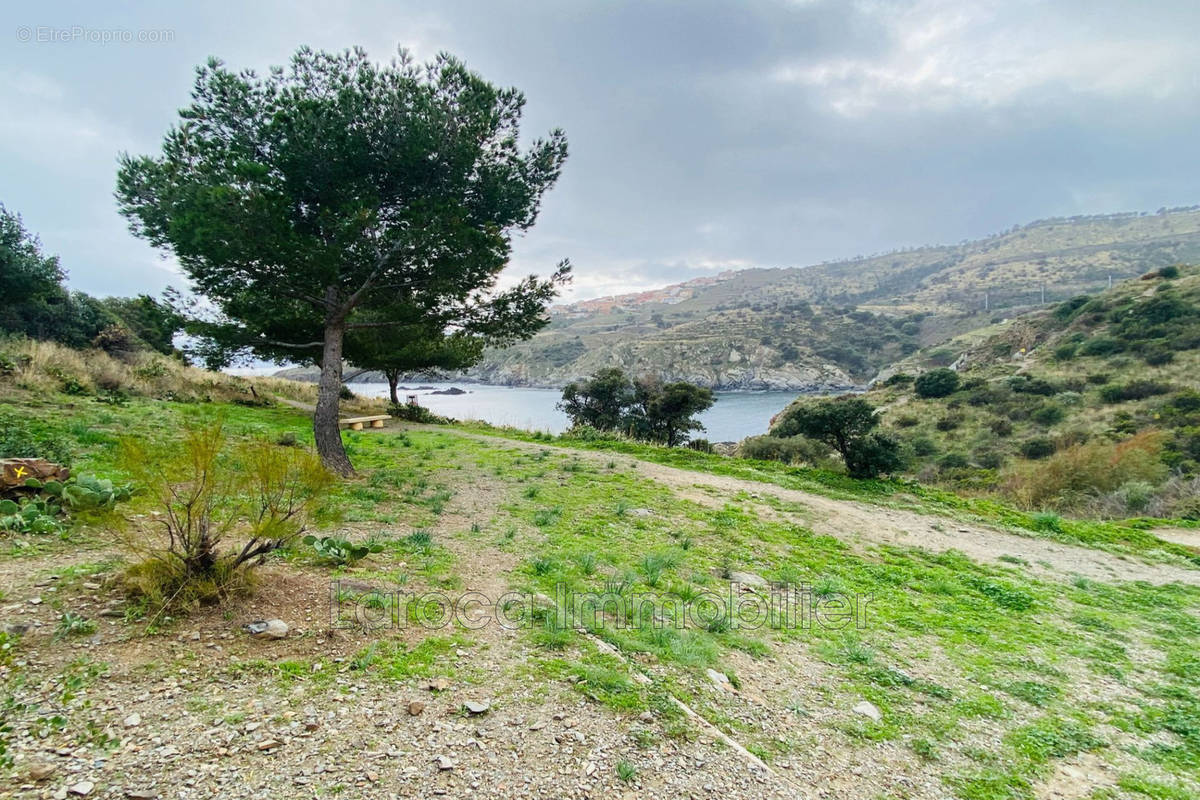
314,322,354,477
387,371,400,406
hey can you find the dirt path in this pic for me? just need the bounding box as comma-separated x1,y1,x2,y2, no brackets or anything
387,424,1200,587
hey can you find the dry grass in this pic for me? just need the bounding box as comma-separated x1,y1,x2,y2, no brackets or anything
0,336,382,414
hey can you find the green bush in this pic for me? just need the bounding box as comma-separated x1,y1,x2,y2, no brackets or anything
387,403,452,424
989,418,1014,437
1031,404,1065,426
738,435,830,466
1078,336,1123,357
914,368,960,398
1020,438,1056,460
1099,380,1173,403
0,409,72,464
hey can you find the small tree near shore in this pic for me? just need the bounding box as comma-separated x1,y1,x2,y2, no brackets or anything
772,396,904,478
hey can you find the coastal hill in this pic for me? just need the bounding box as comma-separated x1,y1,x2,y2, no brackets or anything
278,207,1200,389
472,206,1200,389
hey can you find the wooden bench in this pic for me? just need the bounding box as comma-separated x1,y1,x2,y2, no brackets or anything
338,415,391,431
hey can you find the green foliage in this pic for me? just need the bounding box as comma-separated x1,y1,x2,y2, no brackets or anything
117,422,333,610
0,496,62,534
738,434,831,466
0,408,73,463
1099,380,1174,403
914,368,960,398
1018,438,1056,460
388,403,453,424
303,534,383,565
774,396,904,478
560,369,714,447
116,46,570,470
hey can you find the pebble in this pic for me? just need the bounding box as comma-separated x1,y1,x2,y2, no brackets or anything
68,781,95,796
428,678,450,692
28,763,57,781
464,700,490,715
123,713,141,728
257,739,283,751
408,701,425,716
436,755,454,771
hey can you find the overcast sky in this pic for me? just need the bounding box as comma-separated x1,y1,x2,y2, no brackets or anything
5,0,1200,302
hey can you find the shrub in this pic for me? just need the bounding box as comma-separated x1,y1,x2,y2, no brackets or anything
0,409,72,464
1158,265,1181,279
935,414,964,432
1085,373,1110,385
1004,431,1168,510
1099,380,1173,403
686,438,714,453
939,453,969,471
1019,438,1056,460
989,418,1014,437
387,403,452,424
973,448,1006,470
1053,343,1077,361
893,415,920,428
773,397,903,478
1031,404,1065,426
882,373,913,387
1142,344,1174,366
1078,336,1124,357
116,423,332,611
738,435,830,466
915,368,960,398
908,435,938,457
562,424,620,442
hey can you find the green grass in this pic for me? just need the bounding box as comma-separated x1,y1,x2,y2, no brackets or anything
3,388,1200,798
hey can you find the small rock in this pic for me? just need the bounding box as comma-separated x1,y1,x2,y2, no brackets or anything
245,619,288,639
304,721,320,732
256,739,283,751
407,701,425,716
706,668,731,687
68,782,95,797
366,771,379,783
435,755,454,771
4,622,29,636
638,711,653,723
584,761,597,777
28,763,57,781
852,700,882,722
529,721,547,731
124,791,157,800
628,508,653,517
82,582,101,590
428,678,450,692
123,713,141,728
29,597,42,605
463,700,490,715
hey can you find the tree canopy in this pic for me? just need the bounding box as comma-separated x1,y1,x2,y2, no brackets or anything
559,368,714,447
0,205,181,354
116,46,570,474
773,396,903,478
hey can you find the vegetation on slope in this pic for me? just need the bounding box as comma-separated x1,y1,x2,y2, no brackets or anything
770,265,1200,518
470,208,1200,389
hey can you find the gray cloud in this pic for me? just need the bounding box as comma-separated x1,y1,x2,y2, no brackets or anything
4,0,1199,301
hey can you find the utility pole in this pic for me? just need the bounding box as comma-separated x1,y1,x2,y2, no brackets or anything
984,291,989,312
1108,274,1113,289
1040,283,1046,305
